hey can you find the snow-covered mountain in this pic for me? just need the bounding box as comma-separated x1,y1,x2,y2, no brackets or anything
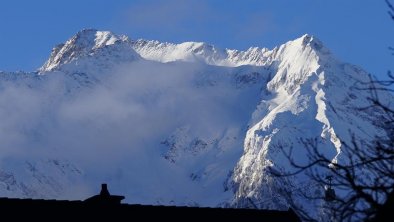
0,29,392,219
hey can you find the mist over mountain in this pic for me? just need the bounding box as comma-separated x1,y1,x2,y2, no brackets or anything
0,29,391,218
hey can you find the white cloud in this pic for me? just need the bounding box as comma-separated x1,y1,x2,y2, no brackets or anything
0,59,259,203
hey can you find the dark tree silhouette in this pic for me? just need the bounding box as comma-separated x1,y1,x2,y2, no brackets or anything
273,120,394,221
271,1,394,221
387,0,394,20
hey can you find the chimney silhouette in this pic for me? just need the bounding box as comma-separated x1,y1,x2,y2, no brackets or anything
84,183,125,204
100,183,110,196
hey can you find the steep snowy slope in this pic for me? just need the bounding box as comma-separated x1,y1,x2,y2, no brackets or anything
231,35,392,215
0,29,391,219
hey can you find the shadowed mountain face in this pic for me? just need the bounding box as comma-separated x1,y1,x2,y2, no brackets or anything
0,29,392,219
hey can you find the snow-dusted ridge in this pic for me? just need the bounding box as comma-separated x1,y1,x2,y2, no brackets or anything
130,38,273,67
1,29,392,221
40,29,310,72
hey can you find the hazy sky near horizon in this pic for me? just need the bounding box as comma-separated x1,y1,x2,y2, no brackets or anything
0,0,393,80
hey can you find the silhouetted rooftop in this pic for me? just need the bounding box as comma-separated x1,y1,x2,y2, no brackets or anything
0,184,300,221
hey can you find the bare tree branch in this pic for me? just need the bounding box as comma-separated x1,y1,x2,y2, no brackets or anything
387,0,394,20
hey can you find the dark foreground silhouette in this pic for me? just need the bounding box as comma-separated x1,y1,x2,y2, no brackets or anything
0,184,300,221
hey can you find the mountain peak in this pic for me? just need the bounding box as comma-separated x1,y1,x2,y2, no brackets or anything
300,33,314,43
39,29,135,72
292,34,330,55
70,29,129,50
75,28,98,39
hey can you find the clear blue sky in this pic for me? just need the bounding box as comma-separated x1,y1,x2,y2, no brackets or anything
0,0,393,80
